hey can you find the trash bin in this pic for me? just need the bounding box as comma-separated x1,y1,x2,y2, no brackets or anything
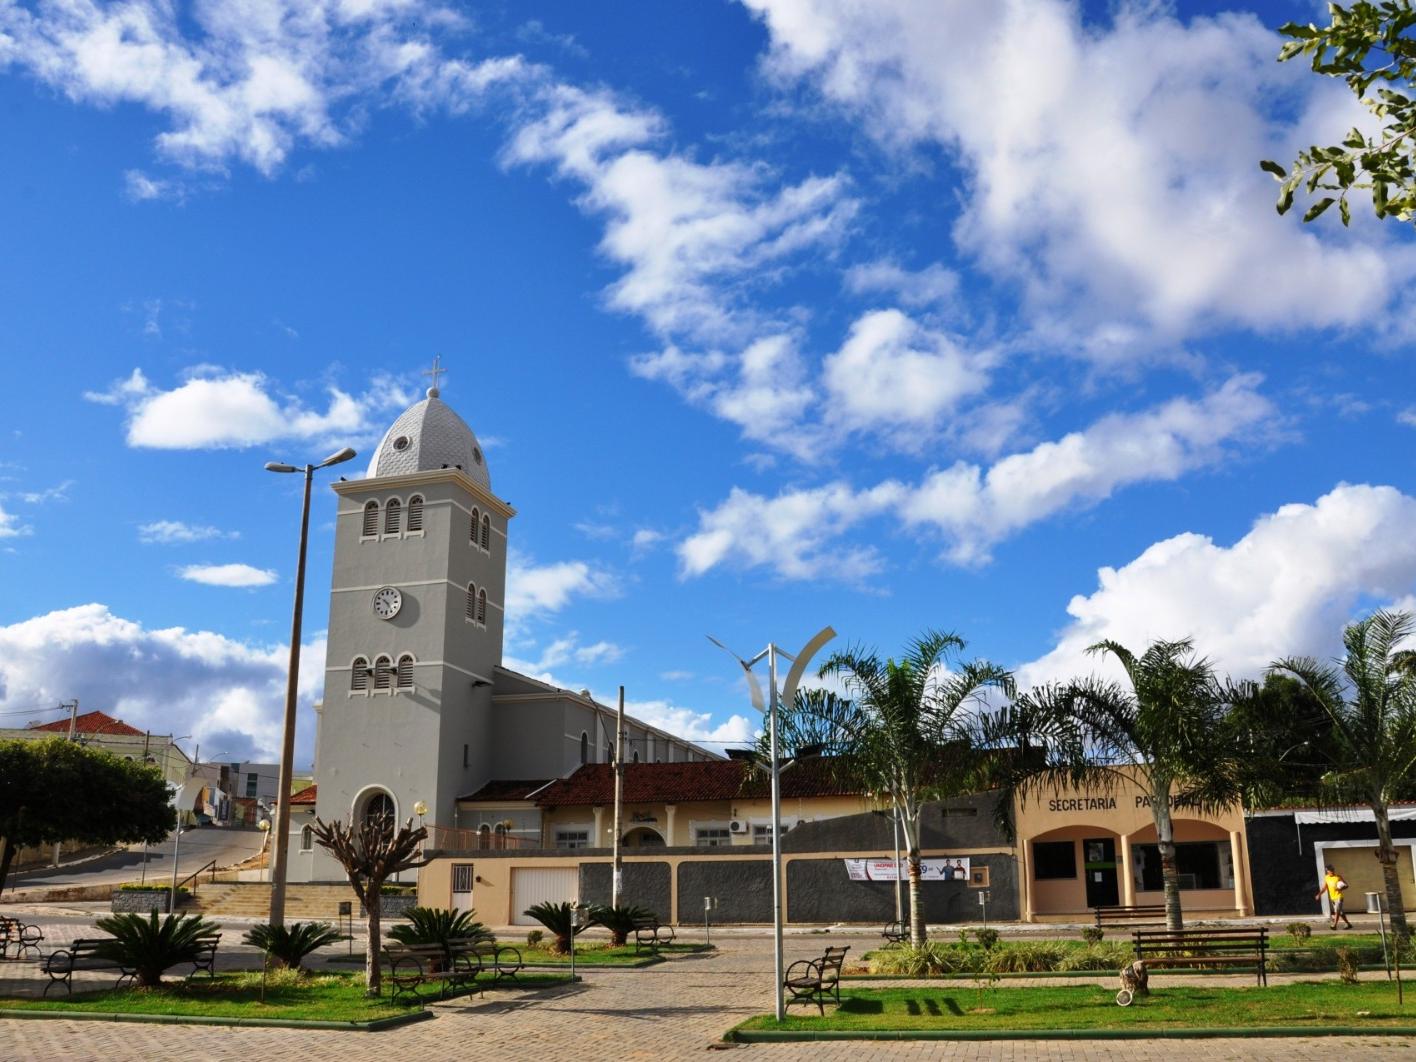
1366,891,1381,914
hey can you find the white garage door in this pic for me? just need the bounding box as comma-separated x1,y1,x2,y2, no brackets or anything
511,867,579,925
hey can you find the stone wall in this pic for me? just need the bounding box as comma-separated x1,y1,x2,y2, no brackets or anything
578,862,672,922
110,888,174,913
1246,813,1416,915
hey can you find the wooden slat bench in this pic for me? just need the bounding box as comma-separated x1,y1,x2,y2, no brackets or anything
447,936,524,982
881,920,909,945
40,939,136,996
383,942,478,1004
784,945,850,1015
632,914,675,953
0,915,44,960
1094,904,1169,928
1133,927,1269,987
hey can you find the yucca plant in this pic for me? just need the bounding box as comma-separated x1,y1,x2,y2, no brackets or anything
524,901,581,954
588,904,652,947
243,921,345,972
94,911,220,987
387,907,491,948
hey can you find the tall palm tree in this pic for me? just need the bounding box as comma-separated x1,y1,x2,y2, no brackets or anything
1272,609,1416,939
988,638,1237,931
776,629,1013,947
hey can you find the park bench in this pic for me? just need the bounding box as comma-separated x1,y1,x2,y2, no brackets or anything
1094,904,1168,928
0,915,44,960
40,939,135,996
784,945,850,1015
446,935,524,982
881,920,910,945
632,913,675,953
383,942,480,1003
1132,926,1269,987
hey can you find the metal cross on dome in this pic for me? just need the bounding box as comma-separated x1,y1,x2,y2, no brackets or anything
422,355,447,392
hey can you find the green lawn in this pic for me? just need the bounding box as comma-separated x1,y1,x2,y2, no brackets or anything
0,970,571,1024
735,981,1416,1034
522,942,712,966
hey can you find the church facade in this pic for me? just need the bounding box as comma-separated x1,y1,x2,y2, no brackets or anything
290,384,714,883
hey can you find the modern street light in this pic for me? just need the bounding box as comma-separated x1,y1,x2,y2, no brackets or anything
707,625,835,1022
264,445,356,928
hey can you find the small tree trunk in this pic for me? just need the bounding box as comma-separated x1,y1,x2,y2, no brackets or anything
1374,800,1409,940
1152,792,1184,932
907,850,924,948
0,836,16,898
364,883,383,997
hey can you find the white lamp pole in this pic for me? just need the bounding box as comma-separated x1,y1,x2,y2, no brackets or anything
708,626,835,1022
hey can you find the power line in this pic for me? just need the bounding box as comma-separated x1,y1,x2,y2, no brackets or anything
0,703,69,718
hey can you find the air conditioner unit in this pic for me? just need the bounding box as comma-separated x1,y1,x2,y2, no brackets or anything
729,820,745,833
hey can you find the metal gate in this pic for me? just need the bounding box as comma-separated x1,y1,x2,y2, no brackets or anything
451,863,475,914
510,867,578,925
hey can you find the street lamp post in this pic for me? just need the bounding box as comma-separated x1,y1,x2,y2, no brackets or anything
708,626,835,1022
264,446,356,928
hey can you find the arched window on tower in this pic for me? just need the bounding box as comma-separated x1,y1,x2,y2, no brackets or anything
471,507,480,544
383,498,402,535
363,792,395,831
300,825,313,851
406,495,424,532
632,749,640,763
362,501,380,538
396,654,414,690
477,588,487,625
480,514,491,551
373,655,393,692
351,657,369,694
466,582,477,621
580,731,589,765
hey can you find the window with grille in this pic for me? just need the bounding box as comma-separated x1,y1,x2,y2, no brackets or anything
477,588,487,624
396,654,414,689
351,657,369,693
466,582,477,620
480,514,490,550
753,823,789,843
452,864,475,892
695,827,731,847
373,655,393,691
407,495,424,532
384,498,401,535
471,507,480,543
362,501,379,537
556,830,589,850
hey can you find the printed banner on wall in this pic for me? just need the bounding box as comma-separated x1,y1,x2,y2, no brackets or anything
844,857,971,882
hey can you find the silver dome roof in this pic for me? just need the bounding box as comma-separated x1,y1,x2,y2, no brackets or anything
367,388,490,488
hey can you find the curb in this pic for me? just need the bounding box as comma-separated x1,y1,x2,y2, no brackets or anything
0,1007,434,1032
728,1024,1416,1042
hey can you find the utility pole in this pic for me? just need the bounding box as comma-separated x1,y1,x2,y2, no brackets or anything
611,685,626,908
53,699,78,866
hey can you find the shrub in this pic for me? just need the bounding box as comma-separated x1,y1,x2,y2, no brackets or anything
869,942,972,976
379,883,417,896
1337,946,1359,984
974,927,1000,951
93,911,220,988
387,907,492,949
1286,922,1313,945
1081,926,1105,945
117,883,189,895
589,904,653,948
526,929,544,947
243,922,345,972
985,941,1068,973
1059,942,1132,971
524,901,576,954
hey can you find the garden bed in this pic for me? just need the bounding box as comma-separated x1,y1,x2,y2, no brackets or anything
520,942,713,967
730,982,1416,1039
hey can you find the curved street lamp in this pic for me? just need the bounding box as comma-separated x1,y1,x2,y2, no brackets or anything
264,446,356,927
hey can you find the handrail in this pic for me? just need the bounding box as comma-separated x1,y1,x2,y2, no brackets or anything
177,859,219,894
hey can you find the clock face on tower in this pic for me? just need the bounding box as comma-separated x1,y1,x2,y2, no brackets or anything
372,586,403,620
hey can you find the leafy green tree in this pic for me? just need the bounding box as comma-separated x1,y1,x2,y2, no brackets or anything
1223,673,1340,810
0,738,174,896
243,921,346,972
387,907,491,948
1272,609,1416,938
775,630,1014,947
988,639,1239,931
1262,2,1416,225
94,911,220,988
588,903,654,947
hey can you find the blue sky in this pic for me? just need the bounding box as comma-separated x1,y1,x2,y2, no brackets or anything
0,0,1413,767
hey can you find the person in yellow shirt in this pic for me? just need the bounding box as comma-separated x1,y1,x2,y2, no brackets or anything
1315,864,1353,930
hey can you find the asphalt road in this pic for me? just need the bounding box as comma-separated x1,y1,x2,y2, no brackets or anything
3,827,265,891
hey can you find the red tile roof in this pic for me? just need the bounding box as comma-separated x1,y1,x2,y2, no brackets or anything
534,758,859,808
289,784,318,805
29,710,145,737
458,779,552,802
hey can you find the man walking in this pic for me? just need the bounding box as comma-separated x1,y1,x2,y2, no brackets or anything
1316,864,1353,930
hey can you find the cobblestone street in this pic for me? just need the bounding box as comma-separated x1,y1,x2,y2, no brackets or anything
0,917,1410,1061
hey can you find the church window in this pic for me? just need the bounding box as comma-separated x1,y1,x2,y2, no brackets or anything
392,435,410,452
351,657,369,693
396,654,415,690
632,749,640,763
480,514,491,551
300,825,313,852
466,582,477,621
463,744,469,768
363,792,395,830
579,732,588,766
407,495,424,532
373,655,393,692
470,507,480,544
384,498,402,535
477,588,487,625
362,501,379,538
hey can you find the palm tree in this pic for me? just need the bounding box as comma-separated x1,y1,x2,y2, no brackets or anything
1272,609,1416,939
988,638,1237,932
779,629,1013,947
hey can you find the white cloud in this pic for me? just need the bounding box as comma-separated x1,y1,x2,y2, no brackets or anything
178,563,278,588
505,552,618,616
678,375,1275,578
0,504,32,539
0,604,323,762
844,259,958,309
18,481,72,505
1020,483,1416,690
139,520,236,544
1399,407,1416,429
741,0,1416,349
84,367,412,450
631,528,665,551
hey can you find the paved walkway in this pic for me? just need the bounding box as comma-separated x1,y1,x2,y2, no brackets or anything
0,919,1409,1060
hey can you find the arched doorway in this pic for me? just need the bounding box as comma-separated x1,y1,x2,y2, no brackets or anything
621,826,665,848
357,789,395,833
